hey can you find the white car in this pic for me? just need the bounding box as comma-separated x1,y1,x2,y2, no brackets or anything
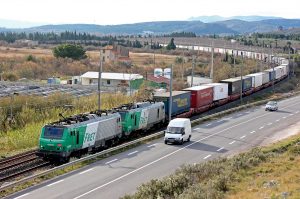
265,101,278,111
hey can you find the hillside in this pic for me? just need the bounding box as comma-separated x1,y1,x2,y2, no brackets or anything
1,18,300,35
188,15,283,23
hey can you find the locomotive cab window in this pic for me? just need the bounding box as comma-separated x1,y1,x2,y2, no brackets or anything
43,126,64,139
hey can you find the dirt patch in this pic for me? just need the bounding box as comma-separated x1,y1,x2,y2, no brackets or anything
260,121,300,146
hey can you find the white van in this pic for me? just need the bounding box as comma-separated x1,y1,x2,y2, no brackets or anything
164,118,192,145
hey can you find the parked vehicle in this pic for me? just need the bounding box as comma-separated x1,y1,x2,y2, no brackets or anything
164,118,191,145
265,101,278,111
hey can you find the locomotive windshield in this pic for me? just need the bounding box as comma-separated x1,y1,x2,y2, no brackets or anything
167,127,184,134
43,126,65,139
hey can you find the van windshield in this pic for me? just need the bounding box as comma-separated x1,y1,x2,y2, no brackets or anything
167,127,184,134
43,126,64,139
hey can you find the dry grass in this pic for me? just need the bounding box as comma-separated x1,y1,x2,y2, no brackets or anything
226,153,300,199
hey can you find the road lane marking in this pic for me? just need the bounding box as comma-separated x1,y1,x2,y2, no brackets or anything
203,155,211,159
267,123,273,125
250,131,256,134
14,193,30,199
147,144,157,148
206,123,212,126
240,135,246,139
229,141,236,145
296,111,299,114
194,127,200,131
128,151,138,156
79,168,94,175
226,117,232,120
289,114,294,116
276,119,280,122
217,120,223,123
245,111,250,114
282,116,287,119
237,114,243,116
105,159,118,165
74,100,300,199
217,147,224,152
47,180,64,187
259,126,264,129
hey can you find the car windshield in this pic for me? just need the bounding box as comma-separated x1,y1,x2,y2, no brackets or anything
43,126,65,139
267,101,277,106
167,127,184,134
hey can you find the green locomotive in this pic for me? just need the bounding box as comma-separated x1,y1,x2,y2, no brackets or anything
116,101,165,136
37,111,122,162
37,101,165,162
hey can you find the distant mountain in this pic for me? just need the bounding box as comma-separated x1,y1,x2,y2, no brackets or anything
21,21,238,35
214,19,300,33
0,18,46,28
188,15,283,23
1,18,300,36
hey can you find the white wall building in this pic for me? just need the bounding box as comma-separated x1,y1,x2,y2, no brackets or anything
79,72,143,92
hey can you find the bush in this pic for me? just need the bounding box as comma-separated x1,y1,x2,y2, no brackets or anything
53,44,87,60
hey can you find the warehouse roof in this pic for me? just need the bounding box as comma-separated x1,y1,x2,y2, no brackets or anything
81,72,143,81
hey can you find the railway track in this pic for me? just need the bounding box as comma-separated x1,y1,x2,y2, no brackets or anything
0,150,52,182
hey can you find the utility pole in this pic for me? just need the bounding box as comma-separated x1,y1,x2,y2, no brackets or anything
191,55,195,87
169,64,173,122
288,43,291,78
240,53,243,104
271,46,275,93
98,49,103,111
210,40,214,80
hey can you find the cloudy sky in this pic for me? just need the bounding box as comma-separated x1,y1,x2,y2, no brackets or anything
1,0,299,25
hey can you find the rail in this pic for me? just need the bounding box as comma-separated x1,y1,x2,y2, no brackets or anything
0,90,299,192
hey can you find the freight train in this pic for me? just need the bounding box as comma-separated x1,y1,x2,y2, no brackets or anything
37,59,290,162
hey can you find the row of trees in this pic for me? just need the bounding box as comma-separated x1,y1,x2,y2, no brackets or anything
0,31,120,43
163,31,196,37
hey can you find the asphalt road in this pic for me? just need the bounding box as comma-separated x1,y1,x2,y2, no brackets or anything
8,95,300,199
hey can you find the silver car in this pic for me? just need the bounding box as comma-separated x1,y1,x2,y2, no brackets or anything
265,101,278,111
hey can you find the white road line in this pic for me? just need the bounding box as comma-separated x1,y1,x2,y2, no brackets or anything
245,111,250,114
194,127,200,131
128,151,138,156
267,123,273,126
289,114,294,116
250,131,256,134
217,120,223,123
206,123,212,126
14,193,30,199
259,126,264,129
229,141,236,145
296,111,299,114
47,180,64,187
237,114,243,116
276,119,280,122
74,100,300,199
240,135,246,139
203,155,212,159
283,116,287,119
216,147,224,152
147,144,157,148
105,159,118,165
79,168,94,175
226,117,233,120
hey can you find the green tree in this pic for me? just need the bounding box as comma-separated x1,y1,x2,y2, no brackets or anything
53,44,87,60
166,38,176,50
